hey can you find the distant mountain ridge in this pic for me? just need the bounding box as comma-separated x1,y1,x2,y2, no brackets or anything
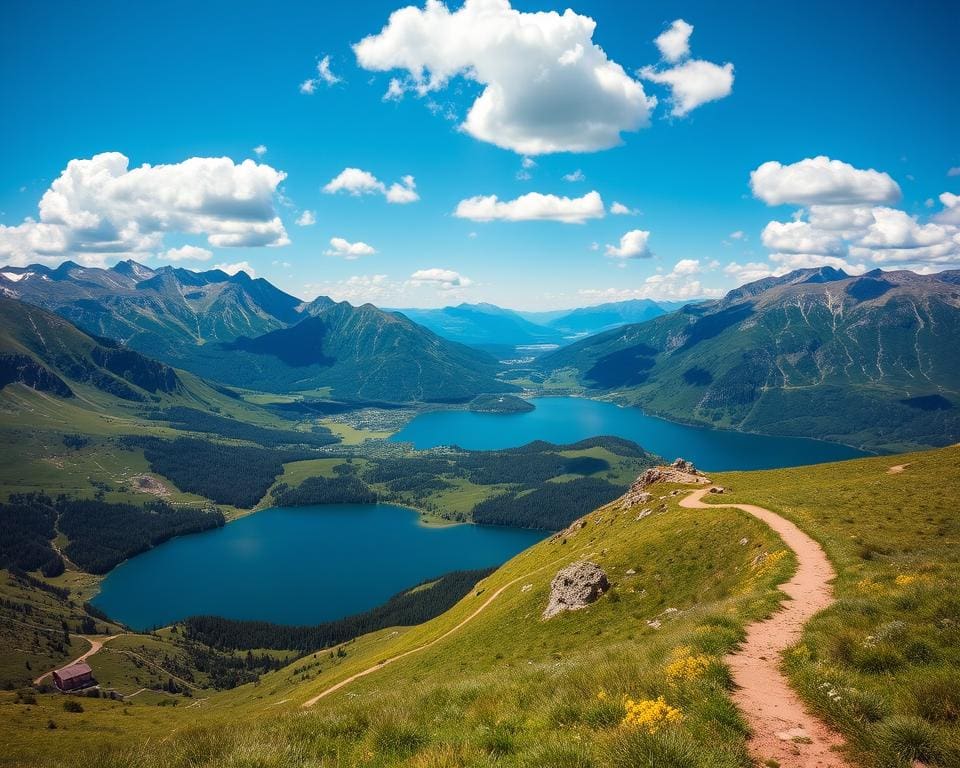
540,267,960,451
0,262,513,403
392,298,691,348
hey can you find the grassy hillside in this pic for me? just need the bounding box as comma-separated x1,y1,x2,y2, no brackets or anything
1,447,956,767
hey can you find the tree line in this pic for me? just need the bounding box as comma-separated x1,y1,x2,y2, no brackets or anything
183,568,495,652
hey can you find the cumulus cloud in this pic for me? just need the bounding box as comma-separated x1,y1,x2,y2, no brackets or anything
253,144,268,157
305,274,394,305
353,0,656,154
755,194,960,272
640,59,734,117
301,55,342,94
580,258,721,301
761,220,846,256
161,245,213,262
454,190,603,223
0,152,289,267
214,261,256,278
934,192,960,225
323,167,419,203
750,156,901,206
605,229,652,259
385,175,419,203
654,19,693,62
563,169,585,182
610,201,638,215
325,237,377,259
640,19,733,117
409,267,472,289
296,210,316,226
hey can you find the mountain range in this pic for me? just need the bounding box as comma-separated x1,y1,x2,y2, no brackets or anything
0,262,512,403
540,267,960,451
393,298,689,348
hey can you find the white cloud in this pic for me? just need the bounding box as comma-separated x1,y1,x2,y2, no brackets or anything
409,267,472,289
563,169,585,182
353,0,656,154
761,220,845,256
385,175,419,203
948,167,960,177
654,19,693,63
214,261,256,278
610,201,638,215
723,261,775,283
750,156,901,206
728,230,745,240
253,144,267,157
0,152,289,267
317,55,341,85
521,157,537,170
454,190,604,223
756,193,960,272
161,245,213,262
325,237,377,260
581,259,721,301
301,54,342,94
934,192,960,225
640,59,734,117
605,229,652,259
296,210,316,226
323,167,419,204
306,274,394,305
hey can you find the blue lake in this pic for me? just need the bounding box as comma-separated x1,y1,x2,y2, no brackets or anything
390,396,870,470
92,504,545,630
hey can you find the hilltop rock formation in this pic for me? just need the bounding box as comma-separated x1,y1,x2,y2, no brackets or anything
619,458,710,508
543,561,609,619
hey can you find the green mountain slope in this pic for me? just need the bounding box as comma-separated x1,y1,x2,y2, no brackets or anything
539,268,960,451
195,301,515,401
0,296,182,403
0,261,303,364
1,262,514,403
4,446,955,767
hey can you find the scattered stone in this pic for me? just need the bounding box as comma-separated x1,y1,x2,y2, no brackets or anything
521,584,532,593
709,486,725,494
739,537,749,546
625,568,637,575
636,508,653,521
543,561,609,619
646,619,662,629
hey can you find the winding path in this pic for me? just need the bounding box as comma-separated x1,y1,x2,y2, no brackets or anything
680,488,849,768
302,552,573,707
33,634,119,685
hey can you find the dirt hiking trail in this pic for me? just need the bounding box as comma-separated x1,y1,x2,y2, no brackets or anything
681,487,849,768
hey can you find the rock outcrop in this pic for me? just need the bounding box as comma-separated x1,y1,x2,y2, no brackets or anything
619,458,710,508
543,561,609,619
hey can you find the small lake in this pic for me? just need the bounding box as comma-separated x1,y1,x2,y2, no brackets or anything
92,504,545,631
390,396,869,470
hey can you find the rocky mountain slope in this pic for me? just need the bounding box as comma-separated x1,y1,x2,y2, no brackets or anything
0,262,512,402
540,268,960,450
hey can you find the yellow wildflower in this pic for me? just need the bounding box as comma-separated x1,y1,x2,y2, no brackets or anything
597,689,608,701
622,696,684,732
665,646,712,683
894,574,918,586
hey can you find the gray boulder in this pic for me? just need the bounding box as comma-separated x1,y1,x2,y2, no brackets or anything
543,561,609,619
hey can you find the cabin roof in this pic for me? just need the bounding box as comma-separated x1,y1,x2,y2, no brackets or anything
55,662,93,681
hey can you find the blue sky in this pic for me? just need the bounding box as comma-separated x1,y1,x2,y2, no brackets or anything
1,0,958,309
